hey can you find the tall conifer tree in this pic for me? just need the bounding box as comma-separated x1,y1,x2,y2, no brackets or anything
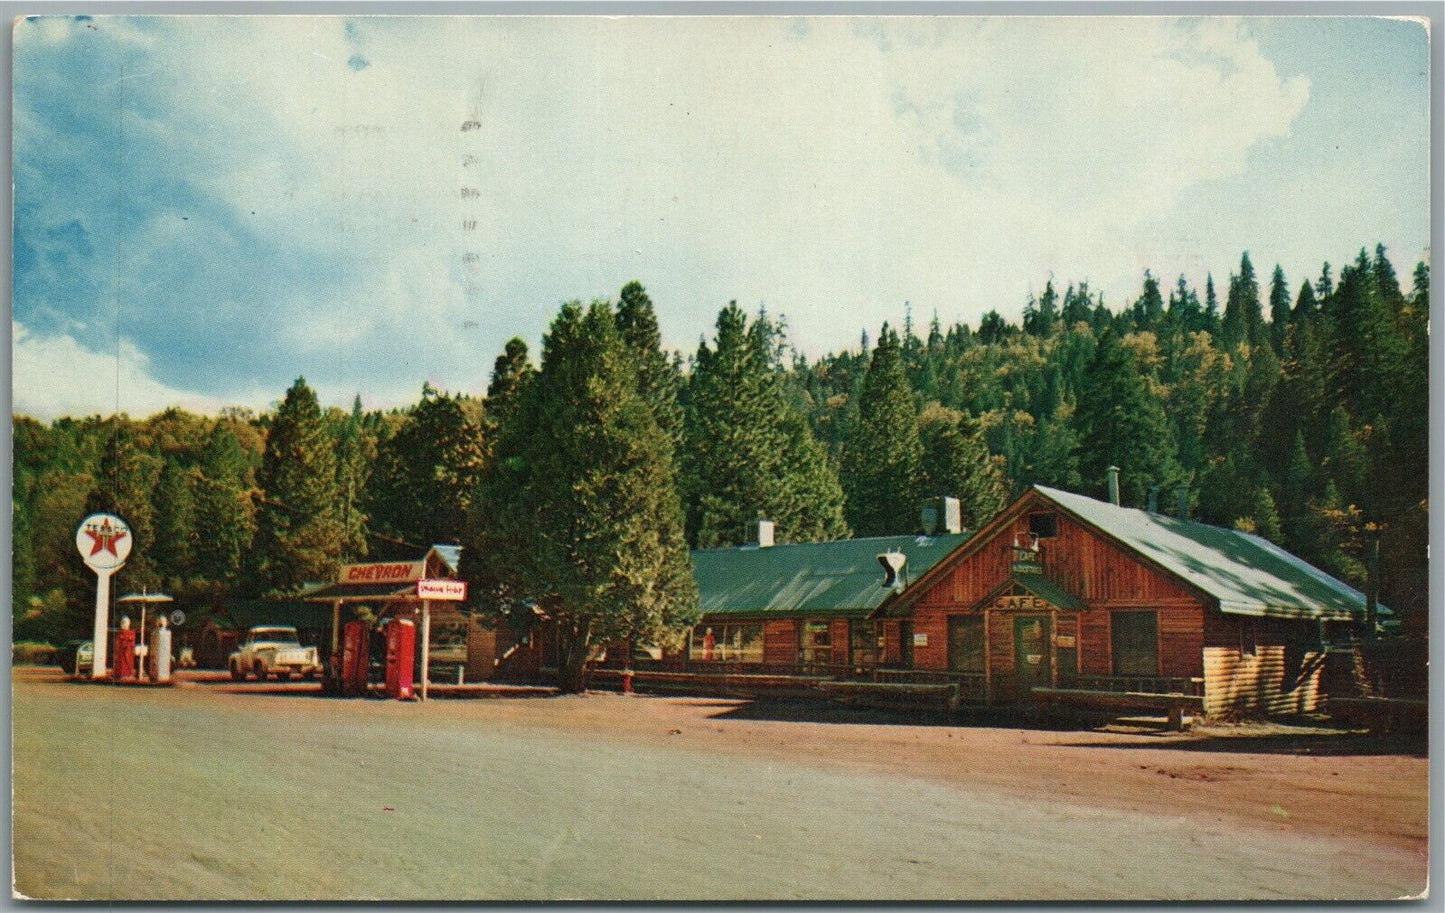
249,378,346,595
841,325,925,536
480,301,696,692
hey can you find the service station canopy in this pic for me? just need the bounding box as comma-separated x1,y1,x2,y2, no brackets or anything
302,549,467,614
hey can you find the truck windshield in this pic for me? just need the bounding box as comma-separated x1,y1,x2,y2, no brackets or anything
252,629,300,644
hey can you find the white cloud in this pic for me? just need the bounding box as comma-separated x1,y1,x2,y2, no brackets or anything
22,14,1415,416
11,322,272,420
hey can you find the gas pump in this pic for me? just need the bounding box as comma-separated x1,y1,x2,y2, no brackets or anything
149,617,173,684
112,617,137,682
340,620,370,696
385,618,416,700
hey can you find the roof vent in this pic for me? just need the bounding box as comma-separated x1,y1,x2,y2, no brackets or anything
1106,466,1120,506
921,496,962,535
877,552,907,589
746,519,775,549
1175,485,1190,521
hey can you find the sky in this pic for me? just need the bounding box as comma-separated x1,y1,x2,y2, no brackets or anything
11,15,1432,420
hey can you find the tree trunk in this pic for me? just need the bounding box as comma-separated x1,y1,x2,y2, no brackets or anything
555,617,593,693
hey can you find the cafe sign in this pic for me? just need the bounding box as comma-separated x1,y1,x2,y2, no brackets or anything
992,594,1054,611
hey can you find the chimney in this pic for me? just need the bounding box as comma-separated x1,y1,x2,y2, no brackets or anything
1106,466,1120,506
746,518,775,548
1175,485,1190,521
1147,485,1159,514
921,496,963,535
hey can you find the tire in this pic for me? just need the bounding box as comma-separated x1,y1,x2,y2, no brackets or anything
302,670,316,681
230,662,244,681
254,662,267,681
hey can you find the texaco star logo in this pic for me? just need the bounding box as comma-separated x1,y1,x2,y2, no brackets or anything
75,513,132,572
84,517,127,557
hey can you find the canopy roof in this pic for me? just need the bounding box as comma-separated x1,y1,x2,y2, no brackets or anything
1036,485,1384,620
694,533,968,620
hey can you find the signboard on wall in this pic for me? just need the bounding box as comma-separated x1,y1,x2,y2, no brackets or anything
913,633,928,647
992,594,1053,611
338,560,425,584
417,579,467,601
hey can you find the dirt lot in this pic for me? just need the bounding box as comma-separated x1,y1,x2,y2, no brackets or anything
11,667,1428,901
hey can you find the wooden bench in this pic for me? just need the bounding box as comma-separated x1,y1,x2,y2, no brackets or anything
815,680,961,712
1032,687,1204,731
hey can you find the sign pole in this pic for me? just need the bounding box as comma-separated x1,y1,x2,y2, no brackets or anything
91,569,112,680
76,513,132,682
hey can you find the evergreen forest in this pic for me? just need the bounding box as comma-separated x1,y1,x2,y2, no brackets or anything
13,247,1430,673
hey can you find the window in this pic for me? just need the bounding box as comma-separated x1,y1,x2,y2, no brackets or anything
800,619,832,666
689,623,763,663
947,616,985,674
1028,512,1058,539
850,620,882,667
1111,611,1159,676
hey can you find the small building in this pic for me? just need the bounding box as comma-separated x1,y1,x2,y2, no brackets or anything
685,523,970,673
880,483,1380,717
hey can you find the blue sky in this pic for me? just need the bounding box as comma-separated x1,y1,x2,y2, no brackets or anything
12,15,1430,419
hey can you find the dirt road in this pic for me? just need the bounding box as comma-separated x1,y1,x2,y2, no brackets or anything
11,669,1427,900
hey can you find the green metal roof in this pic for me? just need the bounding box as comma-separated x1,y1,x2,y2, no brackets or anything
693,533,968,619
1036,485,1381,620
1012,572,1088,612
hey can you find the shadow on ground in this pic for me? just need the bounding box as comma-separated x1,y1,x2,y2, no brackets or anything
1056,727,1427,758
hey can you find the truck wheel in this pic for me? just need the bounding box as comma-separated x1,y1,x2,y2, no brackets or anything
253,662,267,681
230,662,244,681
302,670,316,681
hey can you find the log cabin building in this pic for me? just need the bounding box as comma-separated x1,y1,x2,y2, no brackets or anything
878,481,1382,717
685,519,969,674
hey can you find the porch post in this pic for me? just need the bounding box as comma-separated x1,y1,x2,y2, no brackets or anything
420,599,431,701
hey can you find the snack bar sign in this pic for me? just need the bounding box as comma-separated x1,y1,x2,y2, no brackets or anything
417,579,467,601
339,561,425,584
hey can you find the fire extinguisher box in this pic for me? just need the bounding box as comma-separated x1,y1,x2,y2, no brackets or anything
385,618,416,701
340,620,370,697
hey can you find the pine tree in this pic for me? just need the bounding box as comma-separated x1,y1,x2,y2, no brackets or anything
1279,430,1313,554
917,405,1010,529
616,281,684,451
483,337,535,435
367,386,485,553
1268,264,1291,354
1292,280,1317,323
152,458,198,590
1202,274,1221,337
1221,252,1263,351
248,378,347,595
86,422,161,593
1130,271,1164,333
479,301,697,692
193,421,256,587
683,302,848,547
841,325,925,536
331,397,370,562
1071,329,1179,506
1249,487,1282,543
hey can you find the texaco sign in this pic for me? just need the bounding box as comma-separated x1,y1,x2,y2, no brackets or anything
75,513,132,572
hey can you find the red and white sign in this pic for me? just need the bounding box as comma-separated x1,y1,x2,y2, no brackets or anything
76,513,132,573
417,579,467,601
339,560,425,584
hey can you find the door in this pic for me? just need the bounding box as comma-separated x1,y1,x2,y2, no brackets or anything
1013,615,1052,697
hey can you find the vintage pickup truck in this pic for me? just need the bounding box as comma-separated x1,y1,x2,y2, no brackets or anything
228,626,322,681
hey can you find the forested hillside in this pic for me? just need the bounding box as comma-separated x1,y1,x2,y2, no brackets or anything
13,246,1429,646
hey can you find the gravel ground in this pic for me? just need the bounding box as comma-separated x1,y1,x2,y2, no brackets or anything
10,668,1428,901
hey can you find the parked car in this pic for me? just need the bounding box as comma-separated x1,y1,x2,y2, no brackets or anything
57,640,93,676
228,626,322,681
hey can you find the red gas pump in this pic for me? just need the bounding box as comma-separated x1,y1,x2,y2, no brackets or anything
111,626,137,682
340,620,370,697
385,618,416,700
